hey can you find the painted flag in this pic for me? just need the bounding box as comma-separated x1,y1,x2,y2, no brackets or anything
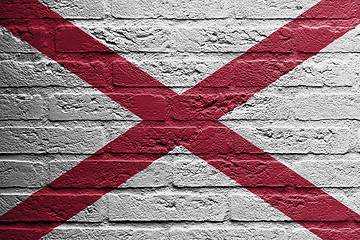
0,0,360,239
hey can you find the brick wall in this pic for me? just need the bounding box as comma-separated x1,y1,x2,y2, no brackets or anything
1,0,360,239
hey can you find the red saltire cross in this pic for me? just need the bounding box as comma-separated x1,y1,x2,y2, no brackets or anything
1,0,360,239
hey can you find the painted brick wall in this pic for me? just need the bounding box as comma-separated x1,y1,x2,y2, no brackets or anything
1,0,360,239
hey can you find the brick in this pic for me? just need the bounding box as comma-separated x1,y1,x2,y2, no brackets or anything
49,93,138,121
321,25,360,52
87,25,282,53
221,95,292,120
231,127,352,154
233,0,320,19
81,26,175,53
121,160,172,188
170,228,288,240
185,160,314,188
169,93,253,121
0,228,45,240
230,194,290,221
112,0,230,19
130,54,353,91
169,228,320,240
109,194,227,221
0,27,37,53
0,127,105,154
128,59,228,89
104,127,197,154
356,129,360,152
104,125,142,144
0,60,101,87
69,195,107,222
275,53,360,87
0,25,53,53
0,194,31,216
293,94,360,120
0,194,107,222
0,161,47,187
43,228,167,240
40,0,105,19
56,60,111,87
346,192,360,216
55,25,111,53
295,25,360,53
0,94,44,120
299,0,359,19
49,160,171,188
175,26,288,53
230,194,349,221
173,159,238,187
289,160,360,187
289,230,321,240
84,24,360,54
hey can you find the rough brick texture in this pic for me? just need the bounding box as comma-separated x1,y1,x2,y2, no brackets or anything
0,0,360,239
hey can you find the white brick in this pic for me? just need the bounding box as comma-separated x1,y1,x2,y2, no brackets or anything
289,160,360,187
0,161,47,187
88,25,281,53
40,0,105,19
233,0,320,19
0,60,91,87
232,127,352,154
322,25,360,53
0,94,44,120
0,127,105,154
49,93,137,121
173,159,238,187
174,26,282,53
109,194,227,221
221,95,292,120
170,228,319,240
69,195,107,222
121,160,172,188
356,129,360,152
0,194,30,216
170,228,288,240
230,194,290,221
112,0,230,19
43,228,167,240
0,27,37,53
134,59,228,89
294,94,360,120
289,230,321,240
89,23,360,54
50,160,172,188
230,193,350,222
0,194,107,223
275,54,360,87
346,192,360,216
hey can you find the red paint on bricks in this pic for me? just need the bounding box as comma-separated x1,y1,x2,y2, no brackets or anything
1,0,360,239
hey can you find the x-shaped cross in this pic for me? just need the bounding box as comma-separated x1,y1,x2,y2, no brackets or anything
1,0,360,239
